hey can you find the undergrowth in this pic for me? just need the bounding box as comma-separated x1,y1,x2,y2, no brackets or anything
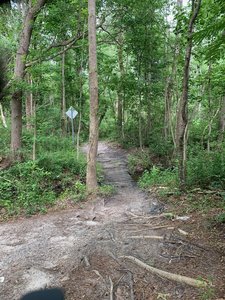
128,147,225,223
0,150,86,218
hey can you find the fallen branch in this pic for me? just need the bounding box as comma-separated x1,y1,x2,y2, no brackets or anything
128,271,135,300
125,226,175,231
120,255,208,288
126,212,174,220
178,229,188,236
109,276,114,300
128,235,164,240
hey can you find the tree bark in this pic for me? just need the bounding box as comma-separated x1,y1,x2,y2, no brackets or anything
219,96,225,142
61,50,67,135
117,33,124,137
25,75,33,130
86,0,99,191
175,0,201,190
32,99,36,161
0,103,7,128
164,0,183,147
11,0,46,159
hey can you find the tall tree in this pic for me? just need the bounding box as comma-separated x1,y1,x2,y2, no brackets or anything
86,0,99,191
175,0,201,189
11,0,46,159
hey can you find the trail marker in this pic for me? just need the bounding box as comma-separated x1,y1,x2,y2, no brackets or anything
66,106,78,144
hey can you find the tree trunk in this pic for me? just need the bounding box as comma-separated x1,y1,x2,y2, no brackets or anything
0,103,7,128
117,34,124,137
175,0,201,190
11,0,46,159
138,92,143,150
86,0,99,191
61,50,67,135
164,0,183,147
219,96,225,142
32,99,36,161
26,75,33,130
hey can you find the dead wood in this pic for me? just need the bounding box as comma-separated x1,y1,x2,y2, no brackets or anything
120,255,208,288
109,276,114,300
92,270,104,280
82,256,90,268
128,235,164,240
124,225,174,231
126,212,173,219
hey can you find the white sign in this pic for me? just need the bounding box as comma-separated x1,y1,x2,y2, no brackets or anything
66,107,78,119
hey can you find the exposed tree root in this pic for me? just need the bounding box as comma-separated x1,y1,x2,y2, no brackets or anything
120,255,209,288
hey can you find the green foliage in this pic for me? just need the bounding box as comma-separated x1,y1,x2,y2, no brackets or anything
214,212,225,224
98,184,115,197
187,148,225,189
128,150,152,176
0,149,87,217
138,166,177,189
148,138,174,159
37,150,86,179
186,193,225,213
0,161,55,216
0,126,10,156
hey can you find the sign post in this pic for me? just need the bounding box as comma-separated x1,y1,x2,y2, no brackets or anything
66,106,78,144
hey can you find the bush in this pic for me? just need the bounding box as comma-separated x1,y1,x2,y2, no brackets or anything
37,150,86,180
128,150,152,176
0,150,87,217
0,161,55,216
138,166,177,189
187,148,225,189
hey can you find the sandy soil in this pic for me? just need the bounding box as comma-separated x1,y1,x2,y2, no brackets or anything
0,142,224,300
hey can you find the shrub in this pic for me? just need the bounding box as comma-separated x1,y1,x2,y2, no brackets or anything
0,150,87,217
138,166,177,189
187,148,225,189
128,150,152,176
0,161,55,216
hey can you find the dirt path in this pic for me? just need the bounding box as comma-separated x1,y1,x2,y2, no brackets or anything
0,142,223,299
0,142,151,299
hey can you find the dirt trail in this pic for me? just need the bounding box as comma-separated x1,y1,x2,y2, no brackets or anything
0,142,153,299
0,142,223,300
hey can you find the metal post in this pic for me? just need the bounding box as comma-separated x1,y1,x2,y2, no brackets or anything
71,117,75,144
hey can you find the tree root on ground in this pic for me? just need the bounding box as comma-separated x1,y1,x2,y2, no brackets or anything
120,255,209,288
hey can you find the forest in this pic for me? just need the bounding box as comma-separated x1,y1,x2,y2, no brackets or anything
0,0,224,219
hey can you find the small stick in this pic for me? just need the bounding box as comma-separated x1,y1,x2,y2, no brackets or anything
126,212,169,219
109,276,114,300
120,255,208,288
93,270,104,280
83,256,90,268
128,271,135,300
125,226,175,232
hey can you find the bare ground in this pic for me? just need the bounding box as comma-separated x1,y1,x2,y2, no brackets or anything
0,142,224,300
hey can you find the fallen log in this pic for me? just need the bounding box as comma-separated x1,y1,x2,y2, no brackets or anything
120,255,208,288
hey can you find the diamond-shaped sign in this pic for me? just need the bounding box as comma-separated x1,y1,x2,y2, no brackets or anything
66,107,78,119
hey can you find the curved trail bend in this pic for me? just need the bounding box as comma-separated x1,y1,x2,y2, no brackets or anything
0,142,155,300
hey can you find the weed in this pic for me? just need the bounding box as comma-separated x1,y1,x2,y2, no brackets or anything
98,184,115,197
138,166,177,190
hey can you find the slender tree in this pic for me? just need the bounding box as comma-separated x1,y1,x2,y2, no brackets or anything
11,0,46,159
175,0,201,189
61,50,67,135
86,0,99,191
